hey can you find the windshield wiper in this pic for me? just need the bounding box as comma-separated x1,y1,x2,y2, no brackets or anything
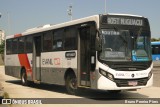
120,31,129,44
113,26,128,44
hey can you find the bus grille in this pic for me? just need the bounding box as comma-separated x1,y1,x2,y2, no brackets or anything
114,78,148,87
110,62,151,71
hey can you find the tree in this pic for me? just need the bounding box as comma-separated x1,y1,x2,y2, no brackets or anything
151,38,160,42
151,38,157,42
0,40,5,54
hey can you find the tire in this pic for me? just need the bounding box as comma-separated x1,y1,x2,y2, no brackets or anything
65,74,78,95
21,69,28,86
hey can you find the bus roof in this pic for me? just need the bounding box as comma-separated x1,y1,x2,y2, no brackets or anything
107,13,143,18
22,15,100,36
151,41,160,45
6,13,146,39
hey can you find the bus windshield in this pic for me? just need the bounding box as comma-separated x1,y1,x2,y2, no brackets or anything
131,30,151,61
99,29,151,62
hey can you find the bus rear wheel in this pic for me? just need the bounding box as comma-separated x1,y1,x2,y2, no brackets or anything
21,69,28,86
65,74,78,95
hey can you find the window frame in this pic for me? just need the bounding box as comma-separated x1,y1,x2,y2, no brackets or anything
42,31,53,52
25,36,33,53
52,28,64,51
152,45,160,55
6,39,12,55
12,38,18,54
18,37,25,54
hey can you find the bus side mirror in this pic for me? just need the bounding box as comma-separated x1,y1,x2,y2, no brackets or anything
96,36,102,51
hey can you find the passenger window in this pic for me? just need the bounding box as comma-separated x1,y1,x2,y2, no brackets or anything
53,29,64,51
18,37,25,53
6,39,12,54
12,38,18,54
152,45,160,54
26,36,33,53
43,31,52,52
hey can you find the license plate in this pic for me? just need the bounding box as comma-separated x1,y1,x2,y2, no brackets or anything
128,81,138,86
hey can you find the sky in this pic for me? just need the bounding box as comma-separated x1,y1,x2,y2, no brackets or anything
0,0,160,38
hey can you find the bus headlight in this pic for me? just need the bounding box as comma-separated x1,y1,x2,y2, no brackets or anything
99,69,107,76
148,71,152,79
99,69,114,81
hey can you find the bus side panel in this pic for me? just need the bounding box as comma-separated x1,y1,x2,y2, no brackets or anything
25,53,33,81
152,55,160,61
40,51,77,85
5,54,33,80
151,42,160,61
5,54,21,78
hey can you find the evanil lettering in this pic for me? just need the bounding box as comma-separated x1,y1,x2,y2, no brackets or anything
107,17,143,26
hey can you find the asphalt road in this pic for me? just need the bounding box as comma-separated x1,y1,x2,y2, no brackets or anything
0,65,160,107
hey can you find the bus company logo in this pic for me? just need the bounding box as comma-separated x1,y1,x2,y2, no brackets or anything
131,74,135,78
42,59,53,65
54,58,60,65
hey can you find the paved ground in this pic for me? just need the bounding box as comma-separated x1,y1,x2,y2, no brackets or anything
153,61,160,67
152,61,160,87
153,67,160,87
0,65,160,107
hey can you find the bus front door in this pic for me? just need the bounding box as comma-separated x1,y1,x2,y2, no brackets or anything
33,36,41,82
78,27,91,87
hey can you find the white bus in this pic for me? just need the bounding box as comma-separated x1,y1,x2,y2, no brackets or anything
5,14,153,95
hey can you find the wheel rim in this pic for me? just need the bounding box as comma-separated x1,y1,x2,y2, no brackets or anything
22,72,26,84
69,78,77,90
66,75,77,94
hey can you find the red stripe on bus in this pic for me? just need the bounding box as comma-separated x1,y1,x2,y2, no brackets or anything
18,54,32,76
14,33,22,37
14,33,33,79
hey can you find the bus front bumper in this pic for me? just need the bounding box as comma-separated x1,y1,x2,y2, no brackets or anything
97,75,153,90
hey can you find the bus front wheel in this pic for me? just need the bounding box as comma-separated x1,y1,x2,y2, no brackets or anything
65,74,78,95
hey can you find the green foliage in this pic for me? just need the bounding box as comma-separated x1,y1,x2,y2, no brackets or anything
0,40,5,54
3,92,10,99
151,38,160,42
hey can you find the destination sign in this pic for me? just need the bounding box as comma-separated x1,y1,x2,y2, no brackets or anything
65,52,76,58
107,17,143,26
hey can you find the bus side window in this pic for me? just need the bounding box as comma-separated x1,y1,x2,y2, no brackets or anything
64,27,77,50
12,38,18,54
18,37,25,53
25,36,33,53
43,31,53,52
6,39,12,54
152,45,160,54
53,29,64,51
